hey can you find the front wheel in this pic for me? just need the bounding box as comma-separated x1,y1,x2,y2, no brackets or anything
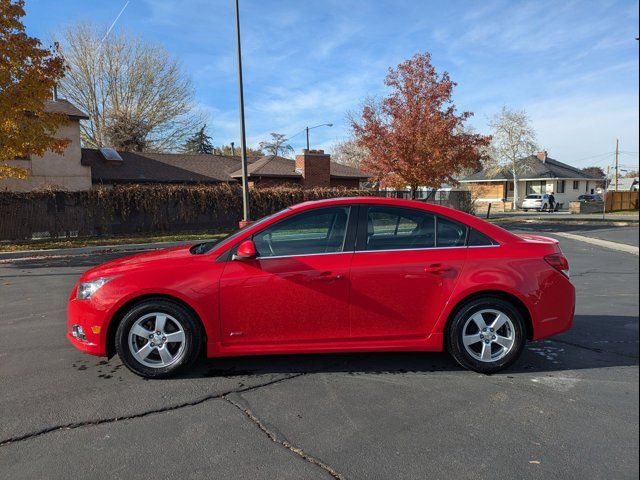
115,299,203,378
446,297,526,373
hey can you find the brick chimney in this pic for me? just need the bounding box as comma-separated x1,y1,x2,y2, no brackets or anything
295,149,331,187
536,150,548,163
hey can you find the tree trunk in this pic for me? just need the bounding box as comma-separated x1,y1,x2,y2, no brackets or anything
512,172,519,210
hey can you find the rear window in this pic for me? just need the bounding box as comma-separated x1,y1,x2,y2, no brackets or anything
467,229,497,247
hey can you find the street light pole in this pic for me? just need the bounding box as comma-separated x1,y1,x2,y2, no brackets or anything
234,0,250,223
304,123,333,151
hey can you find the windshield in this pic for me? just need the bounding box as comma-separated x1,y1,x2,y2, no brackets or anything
190,208,290,255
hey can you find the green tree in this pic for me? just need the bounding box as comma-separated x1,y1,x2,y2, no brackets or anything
183,125,214,154
215,144,264,157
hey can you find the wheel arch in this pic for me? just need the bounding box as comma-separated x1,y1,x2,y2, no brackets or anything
105,294,206,358
443,290,534,342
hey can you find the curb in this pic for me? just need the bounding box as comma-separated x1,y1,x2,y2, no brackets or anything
0,240,196,262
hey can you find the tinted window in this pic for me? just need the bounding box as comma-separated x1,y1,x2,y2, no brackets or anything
253,207,350,257
437,217,468,247
364,207,435,251
468,229,496,247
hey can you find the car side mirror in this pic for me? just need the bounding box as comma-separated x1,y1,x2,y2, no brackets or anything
233,239,257,261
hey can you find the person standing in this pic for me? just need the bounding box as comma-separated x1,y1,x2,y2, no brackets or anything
548,192,556,212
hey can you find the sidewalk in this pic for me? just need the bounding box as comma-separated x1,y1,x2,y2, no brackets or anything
0,239,196,262
483,211,639,222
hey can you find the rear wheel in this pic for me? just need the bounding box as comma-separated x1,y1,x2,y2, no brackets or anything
115,299,203,378
446,297,526,373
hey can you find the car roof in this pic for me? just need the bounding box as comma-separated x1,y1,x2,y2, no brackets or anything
289,197,519,244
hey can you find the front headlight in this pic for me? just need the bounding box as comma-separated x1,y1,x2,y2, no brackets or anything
77,277,112,300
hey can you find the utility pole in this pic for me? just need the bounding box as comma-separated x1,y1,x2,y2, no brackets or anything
234,0,250,224
614,139,619,191
603,165,610,219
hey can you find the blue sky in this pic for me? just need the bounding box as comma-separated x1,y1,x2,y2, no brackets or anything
24,0,639,170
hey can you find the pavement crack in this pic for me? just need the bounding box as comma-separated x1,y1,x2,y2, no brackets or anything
0,373,304,448
223,391,345,480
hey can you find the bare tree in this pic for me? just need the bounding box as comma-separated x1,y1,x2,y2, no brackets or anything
488,107,538,206
57,23,203,152
258,133,293,157
330,138,368,168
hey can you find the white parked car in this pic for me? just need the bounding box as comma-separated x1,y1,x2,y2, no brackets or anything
521,194,551,212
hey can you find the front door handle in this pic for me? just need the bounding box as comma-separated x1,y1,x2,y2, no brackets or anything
424,263,453,274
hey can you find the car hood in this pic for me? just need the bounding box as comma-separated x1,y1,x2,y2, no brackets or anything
82,245,196,279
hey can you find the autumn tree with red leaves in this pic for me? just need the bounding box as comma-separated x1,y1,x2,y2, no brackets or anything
0,0,68,179
351,52,490,197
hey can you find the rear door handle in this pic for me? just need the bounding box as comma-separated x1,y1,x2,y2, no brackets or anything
424,263,453,274
315,271,344,282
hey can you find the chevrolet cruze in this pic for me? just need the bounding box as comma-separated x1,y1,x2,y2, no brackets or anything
67,197,574,378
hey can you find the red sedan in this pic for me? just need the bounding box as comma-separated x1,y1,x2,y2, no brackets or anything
67,198,574,378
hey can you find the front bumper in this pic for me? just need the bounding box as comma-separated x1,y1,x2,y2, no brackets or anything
67,297,109,356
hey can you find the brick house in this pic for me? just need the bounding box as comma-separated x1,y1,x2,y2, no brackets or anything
81,148,367,188
458,151,599,210
1,99,368,191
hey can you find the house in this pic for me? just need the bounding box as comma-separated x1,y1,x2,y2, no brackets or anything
607,177,639,192
0,99,368,192
0,100,92,192
81,148,367,188
459,151,599,210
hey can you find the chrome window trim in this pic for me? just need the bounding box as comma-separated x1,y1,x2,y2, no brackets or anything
253,243,500,260
255,251,353,260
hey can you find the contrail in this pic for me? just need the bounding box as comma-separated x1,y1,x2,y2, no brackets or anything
99,0,131,48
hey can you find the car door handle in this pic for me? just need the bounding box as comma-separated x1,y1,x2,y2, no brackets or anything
314,272,344,282
424,264,453,274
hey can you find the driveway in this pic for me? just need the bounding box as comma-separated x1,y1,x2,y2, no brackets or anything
0,223,638,479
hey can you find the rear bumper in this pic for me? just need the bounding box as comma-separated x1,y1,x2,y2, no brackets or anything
531,275,575,340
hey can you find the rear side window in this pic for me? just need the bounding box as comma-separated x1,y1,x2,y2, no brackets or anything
467,229,497,247
436,216,468,247
363,206,435,251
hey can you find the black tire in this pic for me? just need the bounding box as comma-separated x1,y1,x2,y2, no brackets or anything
446,296,526,374
523,209,528,212
115,299,203,379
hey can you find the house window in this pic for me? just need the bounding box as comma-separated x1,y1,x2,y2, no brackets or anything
508,182,514,191
526,181,546,195
573,181,579,190
557,180,566,194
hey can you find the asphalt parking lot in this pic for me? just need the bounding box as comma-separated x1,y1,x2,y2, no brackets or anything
0,222,638,479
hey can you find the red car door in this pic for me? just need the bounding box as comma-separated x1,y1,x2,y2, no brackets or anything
349,206,468,340
219,206,354,345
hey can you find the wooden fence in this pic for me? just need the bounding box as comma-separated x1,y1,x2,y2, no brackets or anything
605,191,639,212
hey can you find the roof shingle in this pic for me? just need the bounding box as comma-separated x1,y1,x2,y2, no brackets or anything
460,155,597,182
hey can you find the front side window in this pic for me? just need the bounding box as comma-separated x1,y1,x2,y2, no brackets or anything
364,207,435,251
253,207,350,257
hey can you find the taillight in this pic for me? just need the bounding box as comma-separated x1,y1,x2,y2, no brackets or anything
545,253,570,278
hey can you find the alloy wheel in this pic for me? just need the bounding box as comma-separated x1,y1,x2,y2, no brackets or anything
462,309,515,363
128,312,186,368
